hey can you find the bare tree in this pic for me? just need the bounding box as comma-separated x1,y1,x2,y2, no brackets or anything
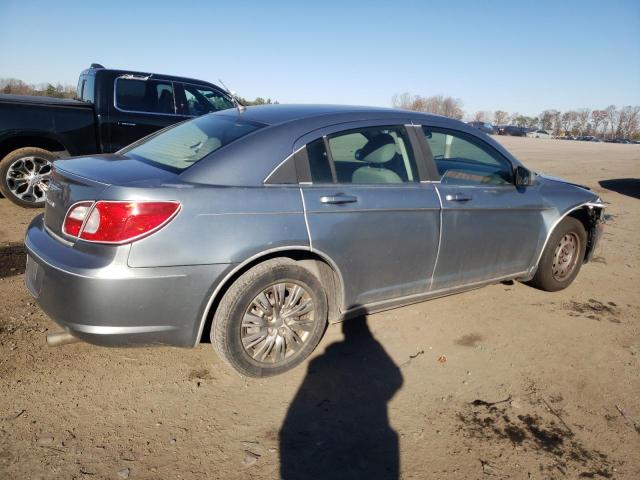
561,111,578,135
473,111,485,122
576,109,591,135
472,111,493,123
391,92,414,110
527,116,540,129
391,93,464,119
493,110,508,126
590,110,607,136
618,105,640,138
605,105,618,139
540,110,557,131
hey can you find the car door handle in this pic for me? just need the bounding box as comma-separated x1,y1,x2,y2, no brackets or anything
320,194,358,204
445,193,472,202
117,122,137,127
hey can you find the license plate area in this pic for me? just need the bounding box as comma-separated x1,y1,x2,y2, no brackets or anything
25,255,43,298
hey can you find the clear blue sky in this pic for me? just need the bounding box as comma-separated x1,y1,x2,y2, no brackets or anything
1,0,638,116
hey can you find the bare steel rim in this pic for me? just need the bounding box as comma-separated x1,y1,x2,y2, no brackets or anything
5,155,52,204
552,232,580,281
240,281,316,365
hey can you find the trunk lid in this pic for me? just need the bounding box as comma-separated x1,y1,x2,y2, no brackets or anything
44,154,178,239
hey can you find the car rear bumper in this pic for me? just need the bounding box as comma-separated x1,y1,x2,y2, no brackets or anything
25,215,229,348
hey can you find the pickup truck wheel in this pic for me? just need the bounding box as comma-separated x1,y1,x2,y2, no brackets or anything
0,147,55,208
527,217,587,292
211,258,328,377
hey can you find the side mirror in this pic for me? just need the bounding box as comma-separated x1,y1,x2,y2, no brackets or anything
515,166,534,187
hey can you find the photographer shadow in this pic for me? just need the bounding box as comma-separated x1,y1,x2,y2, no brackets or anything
279,315,403,480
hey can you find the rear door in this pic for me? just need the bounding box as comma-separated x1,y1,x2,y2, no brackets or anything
107,76,189,151
297,122,441,311
416,126,546,290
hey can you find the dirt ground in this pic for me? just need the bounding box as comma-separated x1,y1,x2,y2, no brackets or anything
1,137,639,480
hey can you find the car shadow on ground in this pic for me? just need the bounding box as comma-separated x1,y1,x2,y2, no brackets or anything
279,315,403,480
0,242,26,278
598,178,640,199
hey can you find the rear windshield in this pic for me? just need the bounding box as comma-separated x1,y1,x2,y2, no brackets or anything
121,115,264,171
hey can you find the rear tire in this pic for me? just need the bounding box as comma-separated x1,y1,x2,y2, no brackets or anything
527,217,587,292
0,147,55,208
211,258,328,377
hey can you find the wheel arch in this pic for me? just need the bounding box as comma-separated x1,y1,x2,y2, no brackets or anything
194,246,346,346
532,201,605,274
0,134,69,160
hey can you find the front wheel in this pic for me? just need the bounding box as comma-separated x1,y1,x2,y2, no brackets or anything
0,147,55,208
527,217,587,292
211,258,328,377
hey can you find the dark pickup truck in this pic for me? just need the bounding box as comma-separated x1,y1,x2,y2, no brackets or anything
0,63,234,207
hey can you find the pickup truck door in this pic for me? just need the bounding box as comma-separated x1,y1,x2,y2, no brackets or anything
416,126,546,290
106,77,189,152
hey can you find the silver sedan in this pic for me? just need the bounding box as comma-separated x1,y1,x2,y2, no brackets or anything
25,105,605,376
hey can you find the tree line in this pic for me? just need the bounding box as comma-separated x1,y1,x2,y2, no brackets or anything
392,92,640,139
2,78,637,139
1,78,76,98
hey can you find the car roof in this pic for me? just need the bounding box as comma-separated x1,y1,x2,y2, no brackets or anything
216,103,448,126
181,104,523,187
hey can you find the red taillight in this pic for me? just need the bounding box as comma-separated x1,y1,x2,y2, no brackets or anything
62,201,94,237
62,201,180,244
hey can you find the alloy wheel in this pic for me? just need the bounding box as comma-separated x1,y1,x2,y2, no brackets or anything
241,282,316,365
5,156,52,204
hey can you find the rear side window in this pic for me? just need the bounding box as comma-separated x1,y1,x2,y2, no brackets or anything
76,77,84,100
81,75,95,103
305,126,418,184
306,138,333,183
115,78,176,114
122,115,264,171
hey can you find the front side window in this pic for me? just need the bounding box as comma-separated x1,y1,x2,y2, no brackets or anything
180,84,234,116
421,127,513,185
306,125,418,184
115,78,176,114
121,115,264,171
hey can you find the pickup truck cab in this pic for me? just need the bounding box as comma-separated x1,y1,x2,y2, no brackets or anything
0,63,234,207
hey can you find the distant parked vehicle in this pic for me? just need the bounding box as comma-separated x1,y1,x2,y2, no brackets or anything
526,130,552,139
0,63,234,207
467,121,495,134
497,125,529,137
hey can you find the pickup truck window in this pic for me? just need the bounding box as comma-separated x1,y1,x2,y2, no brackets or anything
115,78,176,115
121,115,264,171
81,75,95,103
178,83,234,116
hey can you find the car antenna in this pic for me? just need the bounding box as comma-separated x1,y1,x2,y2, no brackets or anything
218,79,246,113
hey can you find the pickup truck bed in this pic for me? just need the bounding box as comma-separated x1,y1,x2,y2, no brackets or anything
0,64,233,208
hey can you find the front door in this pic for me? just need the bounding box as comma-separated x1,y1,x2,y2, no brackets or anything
299,124,441,310
417,126,546,290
